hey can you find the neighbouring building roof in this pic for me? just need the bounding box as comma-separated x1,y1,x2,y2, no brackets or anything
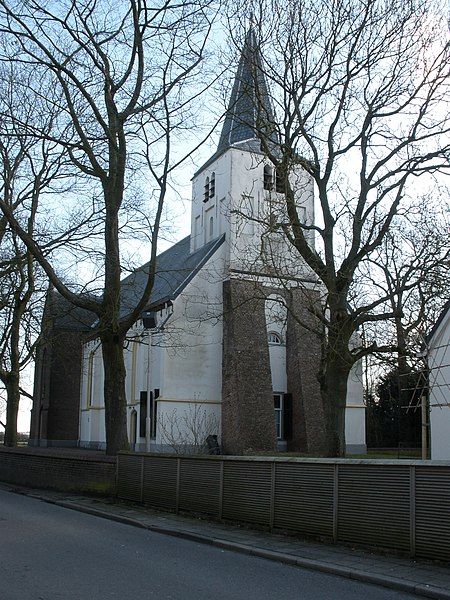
426,298,450,345
49,291,98,331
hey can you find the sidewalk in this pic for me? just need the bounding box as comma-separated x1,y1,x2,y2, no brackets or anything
3,482,450,600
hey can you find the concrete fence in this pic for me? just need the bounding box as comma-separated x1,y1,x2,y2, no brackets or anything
117,453,450,562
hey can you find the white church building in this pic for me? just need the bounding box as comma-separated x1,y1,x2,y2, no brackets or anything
31,30,366,455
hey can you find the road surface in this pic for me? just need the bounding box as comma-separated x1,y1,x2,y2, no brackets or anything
0,488,416,600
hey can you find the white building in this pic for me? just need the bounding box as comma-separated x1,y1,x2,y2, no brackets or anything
428,300,450,459
32,29,366,455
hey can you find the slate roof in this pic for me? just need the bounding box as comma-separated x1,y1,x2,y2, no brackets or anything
194,28,279,177
118,234,225,318
50,292,98,331
50,234,225,329
217,28,278,153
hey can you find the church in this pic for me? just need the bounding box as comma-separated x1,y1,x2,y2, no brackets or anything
29,31,366,455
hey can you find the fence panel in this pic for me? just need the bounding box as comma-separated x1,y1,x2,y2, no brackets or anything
338,464,411,551
222,461,271,525
117,454,142,501
274,463,334,538
415,466,450,561
116,454,450,562
179,458,221,517
142,456,178,509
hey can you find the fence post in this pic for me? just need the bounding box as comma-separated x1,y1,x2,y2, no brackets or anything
410,465,416,557
270,462,276,531
333,464,339,543
219,460,224,520
176,458,181,513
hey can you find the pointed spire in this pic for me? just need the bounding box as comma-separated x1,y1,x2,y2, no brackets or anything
217,27,278,154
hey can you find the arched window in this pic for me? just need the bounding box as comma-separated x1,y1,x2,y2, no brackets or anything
87,350,95,407
130,409,137,446
204,177,210,202
209,216,214,240
263,165,273,190
209,172,215,198
268,331,282,345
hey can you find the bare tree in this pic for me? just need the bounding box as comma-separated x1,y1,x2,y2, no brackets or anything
0,66,68,446
362,206,449,375
228,0,450,455
0,1,218,454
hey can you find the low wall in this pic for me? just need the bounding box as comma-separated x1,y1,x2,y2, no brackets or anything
118,453,450,562
0,447,116,496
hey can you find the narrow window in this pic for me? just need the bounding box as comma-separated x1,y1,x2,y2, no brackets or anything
194,215,201,250
130,410,137,446
151,388,159,438
263,165,273,190
274,394,283,439
204,206,214,243
275,167,285,193
139,391,147,438
87,350,95,407
209,172,215,198
203,177,210,202
149,391,154,438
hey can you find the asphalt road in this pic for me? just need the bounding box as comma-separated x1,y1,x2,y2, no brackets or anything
0,488,417,600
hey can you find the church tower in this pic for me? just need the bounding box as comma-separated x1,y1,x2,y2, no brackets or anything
190,29,315,276
189,29,328,454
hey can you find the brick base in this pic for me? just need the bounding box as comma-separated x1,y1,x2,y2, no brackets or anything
0,447,116,495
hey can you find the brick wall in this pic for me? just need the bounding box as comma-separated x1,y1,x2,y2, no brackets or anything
0,448,116,496
222,279,277,454
286,287,327,453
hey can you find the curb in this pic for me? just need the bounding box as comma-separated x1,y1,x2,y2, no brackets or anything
10,488,450,600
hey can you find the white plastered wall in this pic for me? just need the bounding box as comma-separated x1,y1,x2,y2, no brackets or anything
429,308,450,459
345,358,366,453
150,243,226,450
79,341,106,448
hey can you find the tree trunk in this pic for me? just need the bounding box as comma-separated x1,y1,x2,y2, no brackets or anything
319,314,352,457
4,373,20,447
101,333,129,455
320,360,349,457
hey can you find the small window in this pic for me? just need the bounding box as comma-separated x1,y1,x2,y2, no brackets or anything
194,215,201,250
209,172,215,198
263,165,273,190
204,177,210,202
209,216,214,240
268,332,282,345
274,394,283,439
275,167,285,193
